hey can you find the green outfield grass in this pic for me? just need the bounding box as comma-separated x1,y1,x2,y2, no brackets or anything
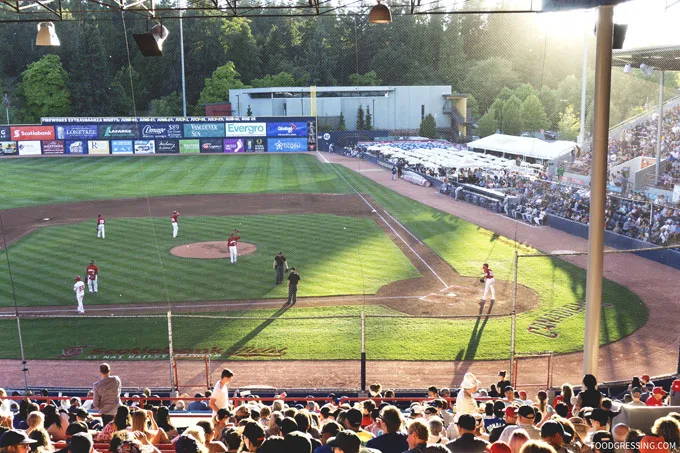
0,154,351,209
0,154,649,361
0,214,419,307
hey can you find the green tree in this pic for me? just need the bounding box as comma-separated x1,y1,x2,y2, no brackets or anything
17,54,71,122
148,92,182,116
348,71,382,86
477,107,499,138
419,113,437,138
461,58,520,113
558,105,580,141
338,111,347,131
246,105,253,116
195,62,246,114
557,75,581,115
514,83,539,102
501,95,523,135
540,87,561,128
250,72,296,88
521,95,548,132
356,105,365,130
365,106,373,130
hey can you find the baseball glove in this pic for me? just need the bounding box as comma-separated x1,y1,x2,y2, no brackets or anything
479,278,485,283
285,269,290,273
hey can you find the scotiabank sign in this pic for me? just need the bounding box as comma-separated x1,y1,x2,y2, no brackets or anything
11,126,55,141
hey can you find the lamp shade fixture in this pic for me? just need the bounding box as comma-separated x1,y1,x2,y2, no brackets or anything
36,22,60,46
369,1,391,23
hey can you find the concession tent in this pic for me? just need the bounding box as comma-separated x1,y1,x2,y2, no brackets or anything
467,134,577,164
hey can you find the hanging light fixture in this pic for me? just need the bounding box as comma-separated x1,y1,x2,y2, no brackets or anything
36,22,60,46
369,0,391,24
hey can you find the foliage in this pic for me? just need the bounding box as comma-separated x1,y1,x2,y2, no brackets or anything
461,58,520,113
246,105,253,116
558,105,580,141
419,113,437,138
338,111,347,131
17,55,71,122
149,92,183,116
250,72,296,88
365,106,373,130
195,62,246,114
477,107,498,137
348,71,382,86
521,94,548,132
501,95,523,135
356,105,365,130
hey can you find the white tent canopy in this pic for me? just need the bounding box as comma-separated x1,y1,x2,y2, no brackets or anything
467,134,576,161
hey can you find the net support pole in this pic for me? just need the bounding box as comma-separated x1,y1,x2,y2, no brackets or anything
510,250,518,384
360,311,366,392
584,5,614,378
167,310,176,391
654,71,665,185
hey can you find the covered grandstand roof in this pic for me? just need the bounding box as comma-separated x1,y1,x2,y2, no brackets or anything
613,45,680,72
467,134,577,161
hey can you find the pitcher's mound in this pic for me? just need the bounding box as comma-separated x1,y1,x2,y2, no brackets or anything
170,241,256,259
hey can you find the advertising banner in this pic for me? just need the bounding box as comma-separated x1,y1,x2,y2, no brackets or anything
268,138,308,152
156,140,179,154
56,125,98,140
111,140,134,155
0,141,18,155
223,138,245,153
134,140,155,154
200,138,223,153
88,140,110,155
140,123,183,139
267,122,308,137
184,123,224,138
674,184,680,204
41,140,65,155
98,123,139,139
225,122,266,137
11,126,55,141
0,126,10,141
65,140,87,154
179,139,200,154
17,141,42,155
243,137,267,152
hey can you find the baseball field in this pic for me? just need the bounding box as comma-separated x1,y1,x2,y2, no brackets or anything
0,153,648,364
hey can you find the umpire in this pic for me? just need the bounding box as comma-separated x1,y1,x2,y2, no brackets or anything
285,267,301,306
273,252,288,285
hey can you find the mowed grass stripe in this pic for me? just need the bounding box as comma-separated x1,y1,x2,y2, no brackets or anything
0,154,351,209
0,214,419,307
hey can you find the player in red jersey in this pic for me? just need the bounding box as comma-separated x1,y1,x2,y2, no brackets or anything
96,214,105,239
227,229,241,264
480,263,496,304
86,260,99,293
171,211,180,238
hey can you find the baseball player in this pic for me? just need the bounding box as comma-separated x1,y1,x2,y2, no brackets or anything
171,211,180,238
86,260,99,293
286,267,301,306
227,230,240,264
96,214,105,239
480,263,496,304
273,252,288,284
74,276,85,314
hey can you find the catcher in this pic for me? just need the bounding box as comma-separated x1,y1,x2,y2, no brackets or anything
480,263,495,304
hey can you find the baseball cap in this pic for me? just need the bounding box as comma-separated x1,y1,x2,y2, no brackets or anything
631,387,642,394
242,422,265,445
488,442,512,453
592,431,615,453
653,387,667,396
541,420,571,442
517,405,535,419
66,421,88,436
641,374,650,382
672,380,680,392
456,414,476,430
589,408,609,426
216,408,232,420
74,408,89,419
0,430,37,448
504,406,518,418
68,433,93,453
327,430,361,452
424,406,437,415
503,386,514,393
345,408,363,427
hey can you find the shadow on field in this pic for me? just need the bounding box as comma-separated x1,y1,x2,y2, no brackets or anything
222,305,290,358
449,300,496,384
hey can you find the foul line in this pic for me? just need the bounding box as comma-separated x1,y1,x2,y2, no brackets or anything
317,152,448,289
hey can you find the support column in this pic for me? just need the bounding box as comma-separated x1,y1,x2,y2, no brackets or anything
583,5,614,377
655,71,665,185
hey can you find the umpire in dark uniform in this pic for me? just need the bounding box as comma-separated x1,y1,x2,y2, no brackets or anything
273,252,288,285
286,267,300,306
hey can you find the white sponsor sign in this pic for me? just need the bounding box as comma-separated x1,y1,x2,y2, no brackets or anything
17,141,41,155
673,184,680,203
224,122,266,137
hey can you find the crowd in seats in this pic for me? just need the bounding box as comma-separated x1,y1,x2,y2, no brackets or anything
1,367,680,453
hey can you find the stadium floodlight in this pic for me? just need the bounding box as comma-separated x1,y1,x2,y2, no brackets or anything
369,0,392,23
640,63,654,76
133,23,169,57
36,22,60,46
623,63,631,73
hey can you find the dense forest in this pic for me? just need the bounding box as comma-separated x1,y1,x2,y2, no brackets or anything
0,5,676,138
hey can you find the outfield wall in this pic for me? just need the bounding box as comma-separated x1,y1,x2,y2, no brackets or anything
546,214,680,270
0,116,317,156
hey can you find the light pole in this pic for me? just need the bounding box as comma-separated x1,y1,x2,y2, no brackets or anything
372,99,376,129
236,95,240,116
178,0,187,116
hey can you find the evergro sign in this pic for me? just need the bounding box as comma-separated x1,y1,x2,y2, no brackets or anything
224,122,266,137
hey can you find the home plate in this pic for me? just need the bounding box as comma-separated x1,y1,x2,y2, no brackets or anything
445,292,458,297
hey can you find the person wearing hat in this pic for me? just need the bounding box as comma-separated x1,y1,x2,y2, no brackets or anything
273,252,288,285
316,421,342,453
498,406,541,443
645,387,667,406
365,405,408,453
171,211,180,238
503,387,519,406
590,431,615,453
455,373,480,418
0,429,37,453
445,414,489,453
671,378,680,406
285,267,301,306
541,420,571,453
627,388,645,407
68,432,93,453
241,421,266,452
73,275,85,314
487,406,516,444
343,408,374,443
640,383,655,403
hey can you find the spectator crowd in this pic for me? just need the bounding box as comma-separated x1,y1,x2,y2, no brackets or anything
1,365,680,453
